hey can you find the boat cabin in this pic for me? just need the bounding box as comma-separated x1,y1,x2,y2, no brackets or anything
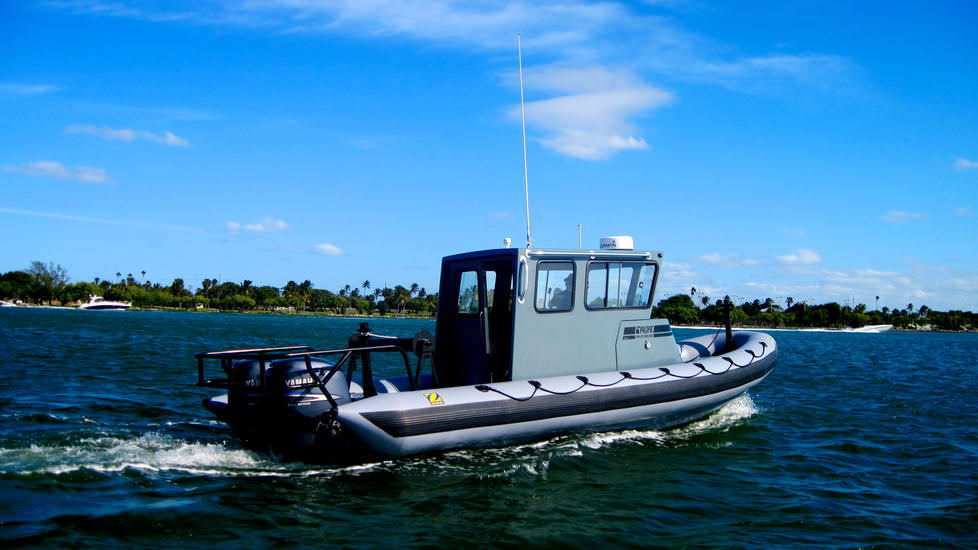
433,237,682,386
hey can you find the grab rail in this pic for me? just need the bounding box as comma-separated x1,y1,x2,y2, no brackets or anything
284,345,413,409
195,345,313,388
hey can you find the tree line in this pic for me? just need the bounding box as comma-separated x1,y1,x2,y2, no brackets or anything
2,262,975,330
0,262,437,316
653,293,976,332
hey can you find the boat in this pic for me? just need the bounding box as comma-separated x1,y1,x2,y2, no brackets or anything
79,295,131,310
0,300,17,307
194,237,778,461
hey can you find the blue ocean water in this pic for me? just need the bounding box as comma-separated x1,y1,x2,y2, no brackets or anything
1,308,975,548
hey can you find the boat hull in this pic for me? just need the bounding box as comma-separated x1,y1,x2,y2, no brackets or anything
205,331,776,461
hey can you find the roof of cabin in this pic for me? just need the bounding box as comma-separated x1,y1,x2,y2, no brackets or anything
442,247,663,263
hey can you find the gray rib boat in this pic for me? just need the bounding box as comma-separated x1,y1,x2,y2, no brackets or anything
195,238,777,461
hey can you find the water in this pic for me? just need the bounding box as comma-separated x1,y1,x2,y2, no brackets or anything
1,308,976,548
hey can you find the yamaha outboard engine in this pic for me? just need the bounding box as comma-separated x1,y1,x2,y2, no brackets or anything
226,357,351,451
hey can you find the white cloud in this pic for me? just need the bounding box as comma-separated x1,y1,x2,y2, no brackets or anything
0,83,60,95
515,66,672,159
1,160,110,183
697,253,762,267
954,158,978,170
225,217,288,235
0,207,201,232
313,243,344,256
777,249,822,265
954,207,974,217
55,1,862,161
881,211,927,223
779,227,809,237
681,54,858,95
66,124,190,147
487,211,513,220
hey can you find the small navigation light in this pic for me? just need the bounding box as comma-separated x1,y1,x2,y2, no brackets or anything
599,236,634,250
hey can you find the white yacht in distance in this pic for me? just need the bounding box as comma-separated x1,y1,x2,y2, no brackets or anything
79,295,131,310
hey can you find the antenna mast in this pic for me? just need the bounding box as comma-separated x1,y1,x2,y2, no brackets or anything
518,34,533,249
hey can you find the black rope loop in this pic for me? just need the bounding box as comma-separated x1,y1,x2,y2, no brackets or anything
697,361,734,375
660,367,700,379
537,379,589,395
620,370,670,381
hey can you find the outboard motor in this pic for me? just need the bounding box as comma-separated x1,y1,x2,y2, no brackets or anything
228,359,270,422
265,357,351,450
225,357,351,450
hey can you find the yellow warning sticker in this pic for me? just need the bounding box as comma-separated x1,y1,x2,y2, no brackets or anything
424,392,445,406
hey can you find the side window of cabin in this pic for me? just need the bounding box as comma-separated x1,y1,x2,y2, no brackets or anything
485,270,496,313
457,271,480,314
586,262,657,309
535,262,574,312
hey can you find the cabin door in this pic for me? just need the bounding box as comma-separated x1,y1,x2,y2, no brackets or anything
436,258,514,386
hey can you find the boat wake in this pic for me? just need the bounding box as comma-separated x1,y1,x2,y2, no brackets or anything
392,394,760,478
0,396,758,480
0,432,371,478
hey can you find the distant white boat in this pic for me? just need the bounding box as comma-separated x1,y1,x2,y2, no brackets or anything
79,295,131,311
848,324,893,333
0,300,17,307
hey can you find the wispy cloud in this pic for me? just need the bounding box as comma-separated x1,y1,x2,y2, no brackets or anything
955,158,978,170
882,211,927,223
778,227,809,237
954,207,974,217
225,217,288,235
487,210,513,220
313,243,344,256
52,1,862,161
777,248,822,265
1,160,110,183
697,253,762,267
516,66,672,159
0,83,60,96
65,124,190,147
0,207,201,232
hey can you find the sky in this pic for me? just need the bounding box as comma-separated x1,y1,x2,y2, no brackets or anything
1,0,976,311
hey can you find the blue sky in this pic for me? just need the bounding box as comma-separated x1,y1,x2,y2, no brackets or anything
1,1,976,310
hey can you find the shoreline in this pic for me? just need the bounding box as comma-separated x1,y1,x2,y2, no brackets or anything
4,304,973,332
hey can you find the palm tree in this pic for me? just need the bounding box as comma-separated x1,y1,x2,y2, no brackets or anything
362,280,370,296
786,296,794,310
141,270,146,282
701,295,710,307
116,271,122,282
875,295,880,311
410,283,420,296
690,286,697,297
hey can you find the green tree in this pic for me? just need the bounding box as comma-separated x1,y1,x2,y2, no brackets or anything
28,261,68,304
654,294,698,325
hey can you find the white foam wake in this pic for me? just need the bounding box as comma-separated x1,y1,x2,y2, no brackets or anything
0,432,373,478
401,394,760,478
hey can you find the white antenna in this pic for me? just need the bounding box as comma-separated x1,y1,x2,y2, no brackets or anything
518,34,533,249
578,224,583,249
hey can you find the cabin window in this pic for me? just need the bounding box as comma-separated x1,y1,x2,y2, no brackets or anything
586,262,657,309
457,270,480,314
535,262,575,312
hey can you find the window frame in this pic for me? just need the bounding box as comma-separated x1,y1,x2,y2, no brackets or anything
533,260,576,314
584,260,658,311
